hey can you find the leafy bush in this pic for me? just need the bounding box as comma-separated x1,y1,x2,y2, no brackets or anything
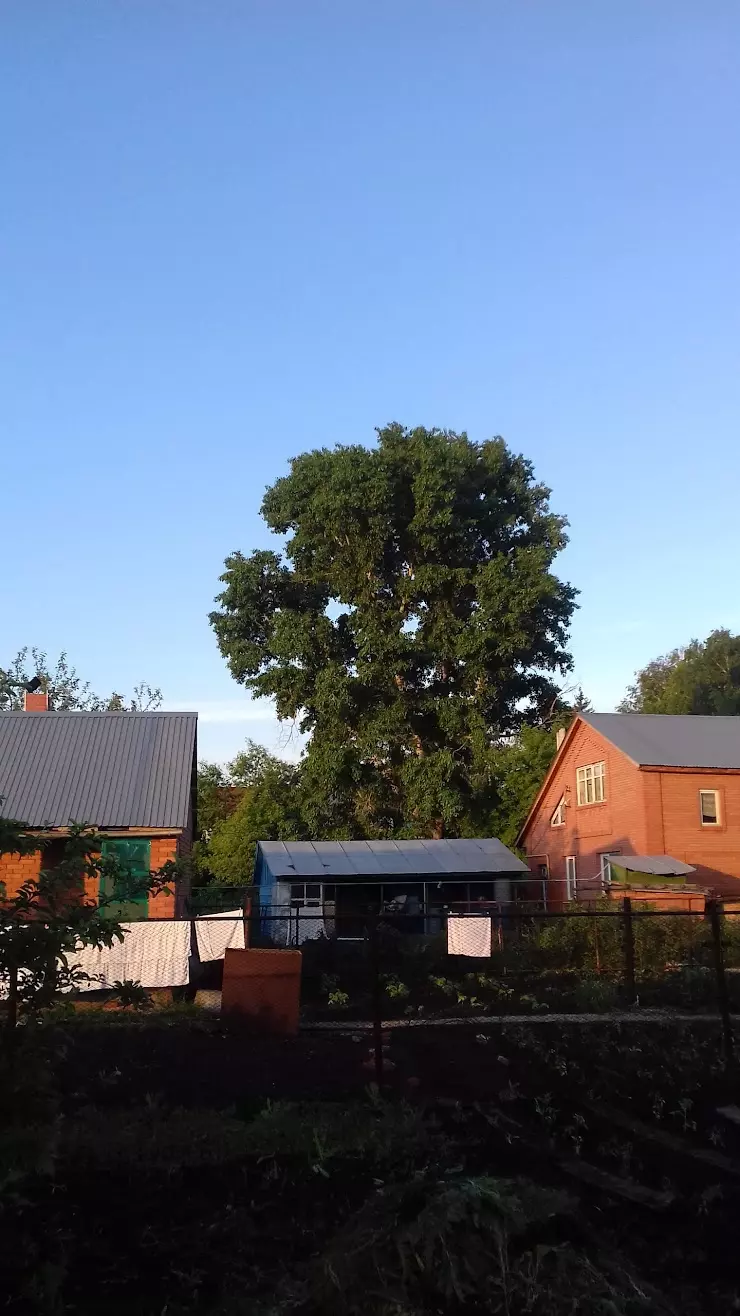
112,979,152,1011
381,975,409,1001
571,978,619,1012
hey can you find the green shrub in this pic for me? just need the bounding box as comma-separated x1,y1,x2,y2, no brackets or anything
571,978,619,1012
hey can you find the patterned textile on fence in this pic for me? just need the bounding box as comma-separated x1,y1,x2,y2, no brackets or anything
70,920,191,990
195,911,245,962
447,915,492,958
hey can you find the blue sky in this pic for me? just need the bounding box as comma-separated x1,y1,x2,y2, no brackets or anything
2,2,739,762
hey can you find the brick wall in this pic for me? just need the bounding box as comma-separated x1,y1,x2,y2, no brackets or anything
522,718,647,905
0,848,43,899
148,835,180,917
653,770,740,898
1,832,188,916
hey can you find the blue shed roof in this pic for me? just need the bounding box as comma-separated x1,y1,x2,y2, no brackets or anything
256,838,528,880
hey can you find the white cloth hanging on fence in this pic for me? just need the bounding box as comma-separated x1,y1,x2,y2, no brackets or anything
195,911,245,962
447,915,492,958
70,920,191,990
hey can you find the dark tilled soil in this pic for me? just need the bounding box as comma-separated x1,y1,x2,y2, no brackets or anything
57,1019,373,1109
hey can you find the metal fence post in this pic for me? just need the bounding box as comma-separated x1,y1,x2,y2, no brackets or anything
708,898,734,1067
243,891,250,949
622,897,636,1004
369,914,384,1083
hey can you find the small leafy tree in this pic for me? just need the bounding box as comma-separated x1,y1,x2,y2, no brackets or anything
195,740,306,880
0,648,162,711
207,755,306,884
0,820,175,1040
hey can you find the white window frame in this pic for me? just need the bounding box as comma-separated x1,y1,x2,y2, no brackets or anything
290,882,323,908
699,789,721,827
550,796,566,827
565,856,577,901
576,761,606,806
600,852,618,887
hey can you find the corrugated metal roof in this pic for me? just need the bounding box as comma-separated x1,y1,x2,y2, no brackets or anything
582,713,740,769
257,838,529,879
608,855,696,877
0,712,197,829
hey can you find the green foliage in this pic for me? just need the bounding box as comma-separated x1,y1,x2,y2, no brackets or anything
381,974,410,1000
513,905,709,984
195,740,305,879
111,979,152,1010
206,754,306,884
0,647,161,711
211,423,576,838
226,1097,427,1167
489,724,560,847
619,628,740,714
571,978,620,1011
196,759,232,838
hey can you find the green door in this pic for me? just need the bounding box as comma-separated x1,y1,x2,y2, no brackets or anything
100,838,151,921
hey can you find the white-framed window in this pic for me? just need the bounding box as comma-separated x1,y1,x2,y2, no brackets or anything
550,796,566,827
565,856,577,901
699,790,721,826
600,852,618,886
290,882,323,908
576,761,606,806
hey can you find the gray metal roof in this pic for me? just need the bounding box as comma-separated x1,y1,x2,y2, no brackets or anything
606,854,696,877
0,712,197,829
257,838,529,879
582,713,740,770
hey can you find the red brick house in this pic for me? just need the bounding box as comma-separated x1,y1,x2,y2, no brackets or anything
517,713,740,906
0,695,197,917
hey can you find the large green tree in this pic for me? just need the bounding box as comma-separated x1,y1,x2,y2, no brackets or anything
211,424,576,839
195,740,306,881
619,629,740,715
206,753,306,884
0,648,161,712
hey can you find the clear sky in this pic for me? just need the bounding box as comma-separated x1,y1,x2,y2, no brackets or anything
2,2,739,762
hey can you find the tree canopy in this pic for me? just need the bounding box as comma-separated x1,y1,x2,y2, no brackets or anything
202,744,305,884
619,629,740,715
211,424,577,839
0,649,161,712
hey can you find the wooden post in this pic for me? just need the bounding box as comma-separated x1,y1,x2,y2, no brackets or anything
622,898,636,1005
708,899,734,1067
369,915,384,1083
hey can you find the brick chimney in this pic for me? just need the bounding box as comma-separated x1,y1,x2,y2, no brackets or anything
23,691,50,711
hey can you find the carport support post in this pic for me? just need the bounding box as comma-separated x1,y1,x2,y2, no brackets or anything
708,899,734,1067
369,915,384,1083
622,898,636,1005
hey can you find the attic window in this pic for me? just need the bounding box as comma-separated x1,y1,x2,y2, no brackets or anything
576,761,606,806
550,797,566,827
